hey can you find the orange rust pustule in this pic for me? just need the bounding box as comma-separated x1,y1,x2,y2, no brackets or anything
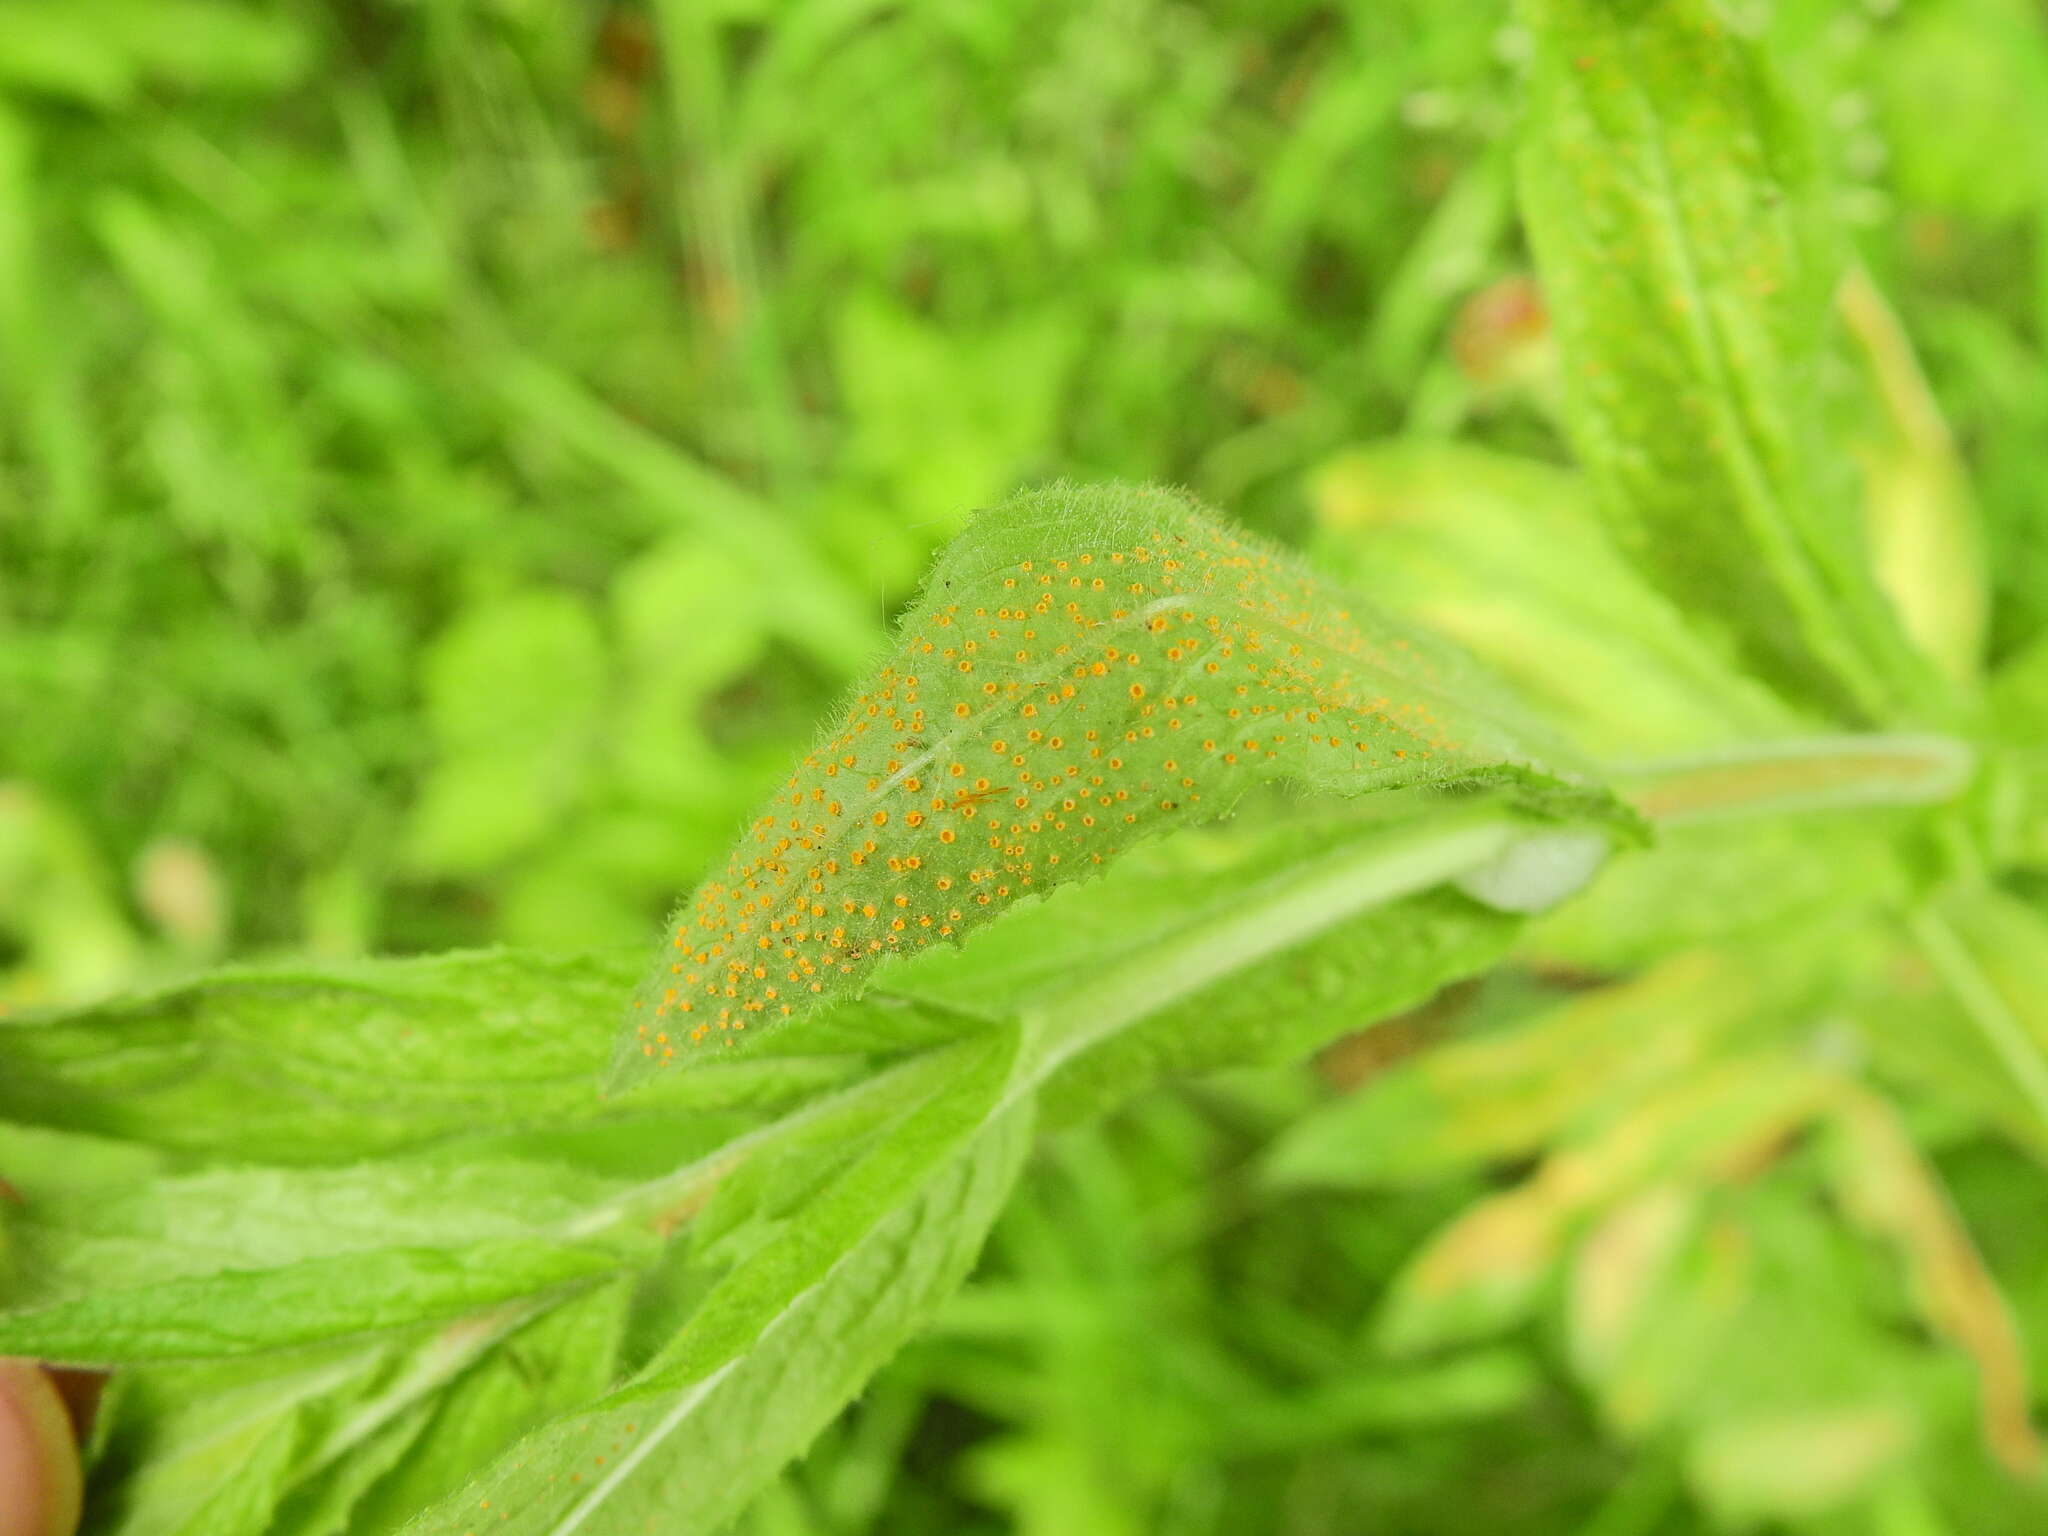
624,489,1561,1071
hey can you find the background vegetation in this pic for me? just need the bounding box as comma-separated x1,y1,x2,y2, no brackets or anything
3,0,2047,1530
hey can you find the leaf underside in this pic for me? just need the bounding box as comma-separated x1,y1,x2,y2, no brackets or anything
618,481,1621,1085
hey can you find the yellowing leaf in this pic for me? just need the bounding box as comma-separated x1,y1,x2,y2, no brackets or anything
1823,1084,2042,1476
616,483,1623,1085
1569,1184,1696,1384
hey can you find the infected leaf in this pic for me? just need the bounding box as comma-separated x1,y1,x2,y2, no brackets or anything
618,483,1621,1085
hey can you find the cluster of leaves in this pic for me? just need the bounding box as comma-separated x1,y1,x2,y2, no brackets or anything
0,0,1550,988
4,0,2048,1533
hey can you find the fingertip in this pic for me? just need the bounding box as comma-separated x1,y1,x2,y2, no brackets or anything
0,1360,82,1536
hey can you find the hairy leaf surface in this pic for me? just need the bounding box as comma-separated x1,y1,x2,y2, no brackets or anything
0,950,857,1164
0,1160,650,1362
885,801,1527,1124
620,482,1621,1084
404,1039,1031,1534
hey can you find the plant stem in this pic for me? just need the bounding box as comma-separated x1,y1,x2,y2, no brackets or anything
571,1041,981,1239
291,1298,548,1489
1907,907,2048,1134
1008,811,1523,1094
1621,733,1973,825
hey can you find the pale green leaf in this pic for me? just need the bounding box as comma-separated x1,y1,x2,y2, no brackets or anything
1883,889,2048,1150
86,1343,394,1536
894,804,1527,1127
1523,810,1913,973
835,294,1076,538
613,538,765,688
268,1401,437,1536
741,792,1569,1139
1686,1406,1915,1525
1838,267,1987,685
1818,1084,2040,1475
82,1283,629,1536
0,1119,167,1201
1618,734,1974,825
1988,635,2048,868
325,1283,635,1535
1372,1055,1841,1356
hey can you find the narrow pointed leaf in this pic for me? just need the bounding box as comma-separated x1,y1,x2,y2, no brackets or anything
0,950,856,1164
1517,0,1942,722
403,1039,1031,1535
0,1161,650,1362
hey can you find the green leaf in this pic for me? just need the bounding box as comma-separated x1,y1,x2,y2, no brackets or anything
402,1036,1032,1535
0,949,856,1164
311,1283,634,1535
1618,733,1974,824
610,537,766,809
0,782,145,1005
0,1160,650,1362
1516,0,1942,722
82,0,308,94
83,1284,632,1536
86,1343,395,1536
618,481,1625,1086
1838,267,1987,685
697,792,1549,1127
834,293,1076,541
1371,1053,1842,1357
1818,1083,2041,1477
0,1118,167,1202
403,590,606,875
486,351,881,672
883,801,1527,1126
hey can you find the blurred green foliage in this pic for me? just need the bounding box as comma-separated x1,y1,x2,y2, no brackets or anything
3,0,2048,1531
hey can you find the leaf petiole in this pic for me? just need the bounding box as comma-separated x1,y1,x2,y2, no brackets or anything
1619,734,1974,825
1905,907,2048,1136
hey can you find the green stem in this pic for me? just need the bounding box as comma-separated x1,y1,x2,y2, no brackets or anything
1621,733,1973,825
1907,908,2048,1134
1008,811,1523,1095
